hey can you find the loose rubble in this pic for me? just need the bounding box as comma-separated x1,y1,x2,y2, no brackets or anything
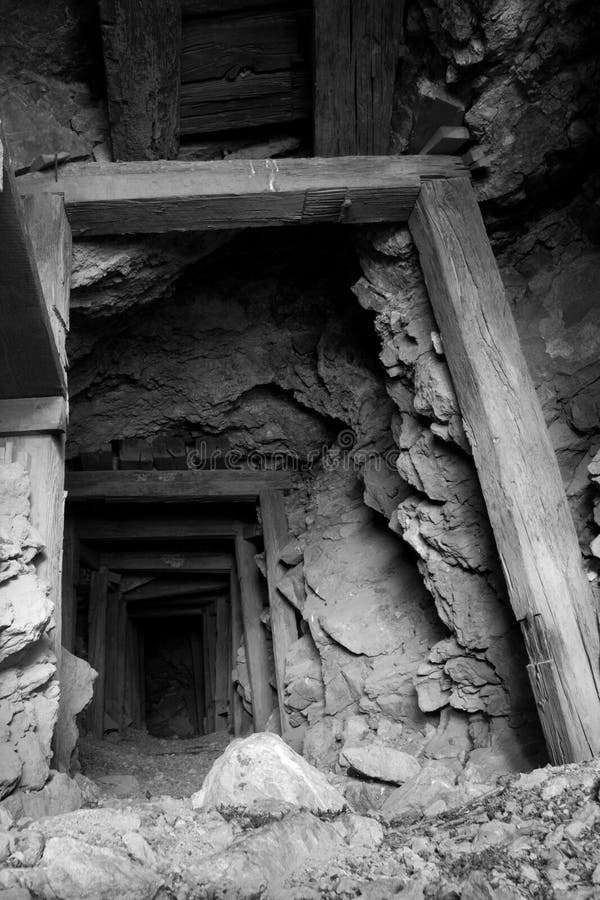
1,733,600,898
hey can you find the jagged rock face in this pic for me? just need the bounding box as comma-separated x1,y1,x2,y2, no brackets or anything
397,0,599,208
67,230,394,462
0,458,58,797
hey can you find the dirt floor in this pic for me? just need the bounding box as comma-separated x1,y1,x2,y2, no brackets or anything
78,728,231,799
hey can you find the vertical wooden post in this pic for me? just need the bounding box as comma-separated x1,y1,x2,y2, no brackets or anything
99,0,182,160
104,582,121,728
202,607,217,732
138,626,146,727
88,567,109,739
190,628,205,735
260,490,297,736
229,563,244,736
17,194,70,666
214,595,230,732
61,516,79,654
313,0,404,156
234,533,274,731
409,177,600,763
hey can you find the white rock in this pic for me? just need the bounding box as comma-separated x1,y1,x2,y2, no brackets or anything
341,744,420,785
191,733,346,814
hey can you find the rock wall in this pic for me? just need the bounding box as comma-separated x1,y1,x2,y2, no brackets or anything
0,449,59,799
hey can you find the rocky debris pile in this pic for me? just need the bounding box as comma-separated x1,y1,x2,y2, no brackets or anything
1,734,600,899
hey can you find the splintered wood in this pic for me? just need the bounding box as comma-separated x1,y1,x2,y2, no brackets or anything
409,177,600,764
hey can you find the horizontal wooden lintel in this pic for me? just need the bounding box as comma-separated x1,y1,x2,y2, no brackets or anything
99,551,234,574
66,469,290,502
17,156,469,236
0,396,67,435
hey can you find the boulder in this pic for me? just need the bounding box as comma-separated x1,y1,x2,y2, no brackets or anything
380,764,459,822
341,744,420,785
54,650,96,773
191,733,346,815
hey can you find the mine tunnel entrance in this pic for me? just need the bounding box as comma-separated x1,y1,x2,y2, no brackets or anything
63,497,273,742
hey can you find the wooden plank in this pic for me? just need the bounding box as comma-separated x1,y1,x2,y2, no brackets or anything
409,176,600,764
17,156,469,236
313,0,404,156
203,608,217,731
21,193,71,368
131,608,211,619
183,0,304,15
99,551,233,574
182,9,307,83
229,563,244,736
138,627,146,726
65,469,291,501
104,584,121,727
126,577,228,602
61,517,79,653
260,489,297,736
88,568,109,739
0,397,66,435
180,70,309,135
121,576,156,594
129,595,223,616
78,515,246,542
99,0,181,160
190,629,206,734
214,595,230,731
420,126,470,156
0,128,65,398
235,535,274,731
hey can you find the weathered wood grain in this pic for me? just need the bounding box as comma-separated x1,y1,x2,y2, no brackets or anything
409,176,600,763
125,577,228,602
78,515,250,542
0,397,66,435
182,9,306,82
215,596,231,730
0,129,65,398
61,517,79,654
65,469,290,501
183,0,303,14
260,489,297,736
99,551,233,574
22,193,71,369
230,563,245,736
180,70,309,134
18,156,468,236
99,0,181,159
314,0,404,156
235,535,275,730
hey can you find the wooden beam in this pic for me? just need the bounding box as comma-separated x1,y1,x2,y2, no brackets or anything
61,517,79,654
181,71,309,135
234,535,274,731
99,0,181,160
0,129,65,398
230,563,244,736
260,490,297,736
125,577,228,602
190,629,206,734
409,177,600,764
88,568,109,739
104,584,122,729
65,469,290,502
78,515,247,542
99,551,233,574
18,156,469,236
313,0,404,156
214,596,230,731
0,397,66,435
203,607,217,731
183,0,301,14
21,193,71,369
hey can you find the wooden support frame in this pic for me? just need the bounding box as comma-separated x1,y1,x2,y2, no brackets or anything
260,489,297,736
88,568,109,739
98,551,233,574
65,469,290,502
409,177,600,763
18,156,468,236
6,138,599,763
